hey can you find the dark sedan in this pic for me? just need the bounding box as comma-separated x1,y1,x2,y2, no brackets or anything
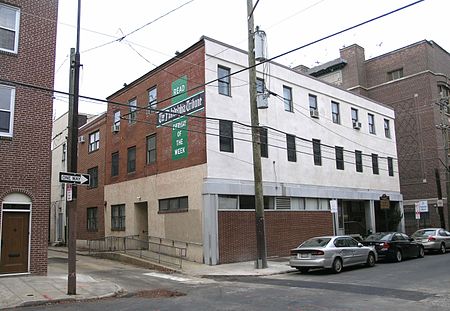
362,232,424,262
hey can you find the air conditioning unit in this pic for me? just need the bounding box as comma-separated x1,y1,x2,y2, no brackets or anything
310,109,319,118
112,123,120,133
78,136,85,143
353,122,362,129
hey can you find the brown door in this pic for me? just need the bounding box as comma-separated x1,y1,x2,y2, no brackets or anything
0,212,29,274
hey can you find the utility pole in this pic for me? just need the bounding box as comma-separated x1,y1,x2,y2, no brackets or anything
247,0,267,269
67,0,82,295
437,94,450,230
434,168,446,229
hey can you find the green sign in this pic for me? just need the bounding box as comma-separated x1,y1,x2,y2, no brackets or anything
172,76,188,104
172,116,188,160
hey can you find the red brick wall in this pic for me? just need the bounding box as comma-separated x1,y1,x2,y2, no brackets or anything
77,115,107,240
218,211,333,264
0,0,58,275
105,42,206,186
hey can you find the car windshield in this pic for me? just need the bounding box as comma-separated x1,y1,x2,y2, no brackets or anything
412,230,436,237
365,233,392,241
299,238,331,248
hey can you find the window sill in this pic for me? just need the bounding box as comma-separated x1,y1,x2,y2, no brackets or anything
158,208,188,214
111,228,125,231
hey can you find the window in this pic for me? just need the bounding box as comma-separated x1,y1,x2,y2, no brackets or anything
111,152,119,177
113,110,120,126
439,85,450,98
0,4,20,53
87,166,98,189
368,113,376,134
335,146,344,170
129,98,137,123
0,84,15,136
219,120,234,152
384,119,391,138
256,78,265,94
388,68,403,81
159,196,188,213
260,127,268,158
283,86,293,112
388,157,394,176
372,153,379,174
309,94,317,112
111,204,125,231
286,134,296,162
148,86,157,112
88,131,100,152
351,108,359,123
218,66,231,96
127,146,136,173
146,134,156,164
312,139,322,166
355,150,363,173
331,101,340,124
62,143,66,162
87,207,98,232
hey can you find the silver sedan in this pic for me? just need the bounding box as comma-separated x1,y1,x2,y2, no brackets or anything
412,228,450,254
289,236,377,273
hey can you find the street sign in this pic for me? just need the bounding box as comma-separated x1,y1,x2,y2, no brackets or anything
418,200,428,212
66,184,73,201
329,199,338,213
380,194,390,210
59,172,90,186
415,202,421,220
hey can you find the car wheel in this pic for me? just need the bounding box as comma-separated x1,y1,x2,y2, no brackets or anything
366,252,376,267
418,246,425,258
395,249,402,262
331,258,343,273
297,267,309,273
439,243,446,254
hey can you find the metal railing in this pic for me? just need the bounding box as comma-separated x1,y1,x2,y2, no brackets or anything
87,235,187,269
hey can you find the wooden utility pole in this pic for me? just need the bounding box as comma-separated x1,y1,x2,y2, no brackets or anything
247,0,267,269
67,0,82,295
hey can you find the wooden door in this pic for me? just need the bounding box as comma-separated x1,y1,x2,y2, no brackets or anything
0,212,29,274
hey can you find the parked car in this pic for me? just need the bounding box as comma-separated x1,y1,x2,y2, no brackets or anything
412,228,450,254
361,232,424,262
289,236,377,274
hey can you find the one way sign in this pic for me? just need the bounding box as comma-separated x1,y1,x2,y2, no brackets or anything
59,172,90,186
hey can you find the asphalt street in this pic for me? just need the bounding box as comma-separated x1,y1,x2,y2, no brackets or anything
18,250,450,311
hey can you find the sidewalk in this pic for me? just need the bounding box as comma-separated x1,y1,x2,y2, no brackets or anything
0,247,294,309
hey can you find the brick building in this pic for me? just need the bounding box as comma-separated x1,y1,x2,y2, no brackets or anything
92,37,401,265
76,113,107,242
301,40,450,233
0,0,58,275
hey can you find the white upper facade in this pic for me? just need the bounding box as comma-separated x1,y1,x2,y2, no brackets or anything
203,37,400,193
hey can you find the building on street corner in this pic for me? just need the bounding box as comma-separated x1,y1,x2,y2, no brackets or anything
300,40,450,232
0,0,58,275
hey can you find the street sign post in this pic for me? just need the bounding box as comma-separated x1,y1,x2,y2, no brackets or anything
59,172,90,186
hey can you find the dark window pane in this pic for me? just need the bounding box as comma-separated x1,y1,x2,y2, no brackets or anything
312,139,321,166
219,120,234,152
372,153,379,174
335,146,344,170
287,134,296,162
127,147,136,173
111,152,119,176
388,157,394,176
355,150,363,173
260,127,268,158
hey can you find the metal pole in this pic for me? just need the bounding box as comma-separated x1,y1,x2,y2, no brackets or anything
247,0,267,269
67,0,81,295
442,96,450,230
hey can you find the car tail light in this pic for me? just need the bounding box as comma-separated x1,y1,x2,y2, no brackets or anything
428,236,436,241
311,250,324,256
290,250,299,256
381,242,390,250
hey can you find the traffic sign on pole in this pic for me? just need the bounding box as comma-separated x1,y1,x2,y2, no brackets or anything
59,171,90,186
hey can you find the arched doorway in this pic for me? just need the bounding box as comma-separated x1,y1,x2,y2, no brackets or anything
0,193,31,274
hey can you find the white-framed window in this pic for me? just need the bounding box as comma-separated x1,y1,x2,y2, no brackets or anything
351,107,359,123
218,65,231,96
148,86,157,113
309,94,317,112
0,4,20,53
368,113,376,134
0,84,15,137
88,130,100,152
384,119,391,138
129,98,137,123
113,110,120,126
331,101,340,124
283,85,293,112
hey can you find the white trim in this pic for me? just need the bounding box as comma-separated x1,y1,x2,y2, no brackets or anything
0,3,20,54
0,84,15,137
0,199,32,274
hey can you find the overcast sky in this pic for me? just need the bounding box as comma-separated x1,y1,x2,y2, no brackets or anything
53,0,449,118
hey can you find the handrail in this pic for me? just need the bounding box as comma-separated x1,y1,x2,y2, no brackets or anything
87,235,187,269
